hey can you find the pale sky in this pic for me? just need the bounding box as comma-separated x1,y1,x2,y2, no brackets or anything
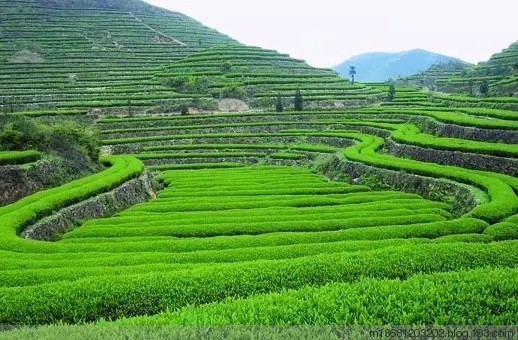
144,0,517,68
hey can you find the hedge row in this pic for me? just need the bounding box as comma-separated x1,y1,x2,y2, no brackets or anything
0,242,515,325
0,150,41,165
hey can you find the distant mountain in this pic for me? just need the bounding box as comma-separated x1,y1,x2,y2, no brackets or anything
332,49,469,82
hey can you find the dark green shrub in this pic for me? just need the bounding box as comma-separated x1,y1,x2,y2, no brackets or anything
0,116,100,163
180,104,189,115
275,96,283,112
220,61,232,73
294,88,303,111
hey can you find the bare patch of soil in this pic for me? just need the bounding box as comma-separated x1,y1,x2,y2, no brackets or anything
218,98,250,112
9,49,44,63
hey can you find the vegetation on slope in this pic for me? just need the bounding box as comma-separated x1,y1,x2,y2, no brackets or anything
156,45,384,110
403,40,518,97
0,0,238,114
1,0,518,333
0,116,101,204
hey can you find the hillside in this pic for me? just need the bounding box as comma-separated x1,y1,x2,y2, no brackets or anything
0,0,382,114
403,40,518,96
0,0,238,114
2,88,518,334
156,45,384,110
332,49,468,82
2,0,518,336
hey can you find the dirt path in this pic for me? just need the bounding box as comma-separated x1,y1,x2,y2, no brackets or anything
129,12,187,46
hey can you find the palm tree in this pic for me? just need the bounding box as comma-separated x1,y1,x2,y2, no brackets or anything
349,66,357,85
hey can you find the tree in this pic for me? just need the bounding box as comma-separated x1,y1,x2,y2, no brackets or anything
349,66,356,85
387,84,396,101
127,99,132,116
275,96,284,112
480,80,489,96
220,61,232,73
179,104,189,115
294,89,303,111
468,79,474,97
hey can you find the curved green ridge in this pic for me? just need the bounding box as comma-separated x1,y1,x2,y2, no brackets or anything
341,132,518,223
0,155,144,250
0,150,41,165
391,124,518,158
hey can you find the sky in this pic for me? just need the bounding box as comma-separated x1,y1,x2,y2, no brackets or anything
143,0,517,68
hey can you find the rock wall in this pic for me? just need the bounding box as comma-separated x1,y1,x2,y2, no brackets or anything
21,171,157,240
0,158,96,206
386,139,518,177
318,155,477,217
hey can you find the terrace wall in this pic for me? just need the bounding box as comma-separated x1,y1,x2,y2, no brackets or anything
385,139,518,177
318,155,476,216
0,158,95,206
21,170,157,240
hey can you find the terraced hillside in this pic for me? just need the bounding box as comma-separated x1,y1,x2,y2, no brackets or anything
1,0,518,336
156,45,384,109
2,95,518,336
403,41,518,96
0,0,239,114
403,60,468,87
0,0,380,115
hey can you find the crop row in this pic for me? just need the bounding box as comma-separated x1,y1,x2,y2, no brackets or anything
341,132,518,223
142,143,337,153
62,212,447,239
391,124,518,158
98,108,518,131
0,241,515,325
358,107,518,130
107,266,518,325
0,156,144,250
0,150,41,166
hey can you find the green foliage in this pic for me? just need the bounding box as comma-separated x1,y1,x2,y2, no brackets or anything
162,76,210,94
387,84,396,101
275,96,283,112
294,88,303,111
220,85,248,100
0,241,516,325
220,61,233,73
0,150,41,165
479,79,489,96
107,267,518,325
484,222,518,240
0,117,100,163
0,156,143,241
349,65,356,84
391,124,518,158
342,131,518,223
1,10,518,328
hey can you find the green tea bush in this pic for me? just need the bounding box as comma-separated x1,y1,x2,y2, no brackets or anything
484,222,518,240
